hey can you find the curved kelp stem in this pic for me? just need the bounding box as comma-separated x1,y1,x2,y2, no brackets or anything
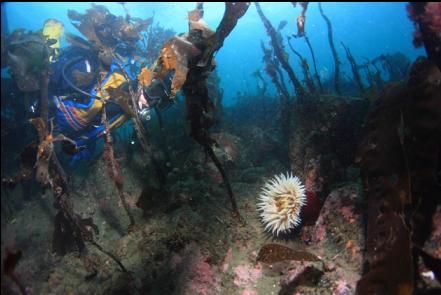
318,2,341,95
341,41,365,94
204,142,240,220
255,2,306,100
183,69,243,222
183,2,249,222
287,37,316,94
261,41,290,100
304,36,323,93
101,108,136,229
89,240,128,272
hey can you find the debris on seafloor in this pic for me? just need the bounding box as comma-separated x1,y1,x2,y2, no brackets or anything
256,243,320,264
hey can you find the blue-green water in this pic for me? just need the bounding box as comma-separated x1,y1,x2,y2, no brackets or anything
2,2,424,105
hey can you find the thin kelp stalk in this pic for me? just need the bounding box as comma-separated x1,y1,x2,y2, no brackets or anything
198,2,250,67
318,2,341,94
255,2,306,99
287,37,316,94
40,66,49,127
113,58,168,187
253,69,267,95
182,2,249,222
274,62,290,99
261,41,290,100
304,36,323,93
341,42,365,94
291,1,322,93
51,169,128,272
101,108,135,229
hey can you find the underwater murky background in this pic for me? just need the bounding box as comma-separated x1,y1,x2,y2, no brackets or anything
1,2,440,295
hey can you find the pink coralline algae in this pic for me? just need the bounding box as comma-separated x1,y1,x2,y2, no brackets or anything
283,263,309,285
184,246,220,295
233,263,263,287
241,289,258,295
333,280,351,295
339,206,356,224
221,247,233,273
169,253,183,271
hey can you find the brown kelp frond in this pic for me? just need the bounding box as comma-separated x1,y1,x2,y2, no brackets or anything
65,32,92,50
137,67,153,87
68,4,152,47
252,69,268,95
318,2,341,94
291,2,309,38
304,36,323,93
260,41,290,100
67,4,152,66
356,58,441,294
255,2,306,99
153,36,201,97
197,2,250,67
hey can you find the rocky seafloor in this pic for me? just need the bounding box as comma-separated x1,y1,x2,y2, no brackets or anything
1,95,440,295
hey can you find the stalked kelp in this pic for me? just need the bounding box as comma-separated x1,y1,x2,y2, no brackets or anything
290,2,323,93
341,42,365,95
260,41,290,101
101,108,135,229
181,2,250,221
255,5,366,218
256,2,306,99
287,36,316,94
137,2,250,221
318,2,341,95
